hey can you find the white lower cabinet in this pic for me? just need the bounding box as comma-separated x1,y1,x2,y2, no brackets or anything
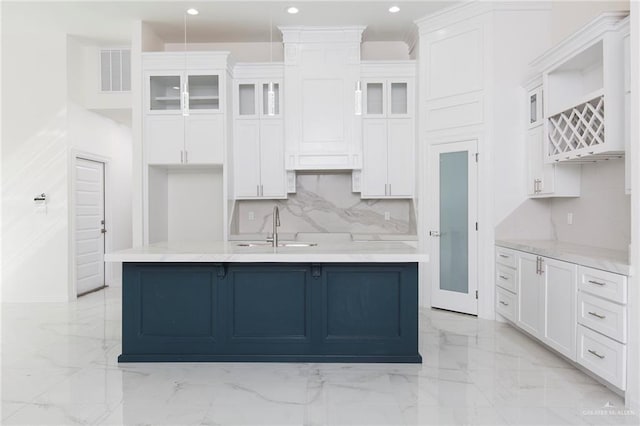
496,286,517,323
516,252,543,338
577,325,626,389
497,245,628,391
542,258,577,360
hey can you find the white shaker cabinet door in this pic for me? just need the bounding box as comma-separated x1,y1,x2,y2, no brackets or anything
185,114,224,164
517,252,543,338
234,120,261,198
361,119,388,198
146,115,184,165
259,120,286,198
542,257,578,361
387,119,414,197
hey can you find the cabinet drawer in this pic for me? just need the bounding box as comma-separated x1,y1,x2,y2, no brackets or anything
577,292,627,343
496,287,516,323
577,325,626,390
495,247,517,268
496,264,517,293
578,266,627,304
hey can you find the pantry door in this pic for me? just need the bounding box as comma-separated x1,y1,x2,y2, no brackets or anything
75,158,106,296
429,140,478,315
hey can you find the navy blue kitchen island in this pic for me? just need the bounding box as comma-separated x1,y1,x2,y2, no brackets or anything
118,262,420,363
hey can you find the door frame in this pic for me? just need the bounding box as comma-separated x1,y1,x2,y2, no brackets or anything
68,150,112,299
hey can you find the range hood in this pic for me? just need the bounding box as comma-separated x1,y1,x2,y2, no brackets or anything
281,26,365,171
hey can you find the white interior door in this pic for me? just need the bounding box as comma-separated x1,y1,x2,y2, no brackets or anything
75,158,106,296
429,140,478,315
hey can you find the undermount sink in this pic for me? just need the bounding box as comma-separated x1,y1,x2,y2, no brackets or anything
236,242,318,248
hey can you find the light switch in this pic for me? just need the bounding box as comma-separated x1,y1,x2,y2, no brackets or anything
248,211,255,221
384,212,390,221
567,212,573,225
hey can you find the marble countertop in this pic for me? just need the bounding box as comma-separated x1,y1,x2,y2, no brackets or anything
104,240,428,263
495,239,630,275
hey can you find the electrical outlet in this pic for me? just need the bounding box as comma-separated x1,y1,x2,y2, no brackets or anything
567,212,573,225
384,212,390,221
248,211,255,221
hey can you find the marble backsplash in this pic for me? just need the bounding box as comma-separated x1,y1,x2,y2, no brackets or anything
230,173,416,236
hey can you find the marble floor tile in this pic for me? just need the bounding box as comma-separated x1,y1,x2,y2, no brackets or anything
2,287,639,426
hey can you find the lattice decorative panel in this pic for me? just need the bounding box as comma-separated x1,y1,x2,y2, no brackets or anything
547,95,605,157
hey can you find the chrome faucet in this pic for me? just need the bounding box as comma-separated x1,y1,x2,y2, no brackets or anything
266,205,280,247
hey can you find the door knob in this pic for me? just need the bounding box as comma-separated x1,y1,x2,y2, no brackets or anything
429,231,440,237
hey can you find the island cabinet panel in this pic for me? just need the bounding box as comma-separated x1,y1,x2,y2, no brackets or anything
317,265,418,357
224,265,313,354
119,262,420,363
121,264,221,356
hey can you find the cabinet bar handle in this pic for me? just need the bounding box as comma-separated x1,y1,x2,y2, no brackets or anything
499,275,509,280
539,257,544,274
588,280,606,286
588,349,605,359
499,254,509,258
499,301,509,306
180,150,184,164
536,257,540,274
185,151,188,164
588,311,606,319
260,185,264,197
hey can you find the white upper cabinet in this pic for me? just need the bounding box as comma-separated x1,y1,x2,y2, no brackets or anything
232,63,286,199
143,52,230,165
281,26,364,170
363,78,413,118
360,62,415,199
524,74,580,198
532,12,629,163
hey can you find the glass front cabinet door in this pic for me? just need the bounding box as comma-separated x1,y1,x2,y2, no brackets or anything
235,80,282,118
528,86,543,128
147,72,221,114
363,79,412,117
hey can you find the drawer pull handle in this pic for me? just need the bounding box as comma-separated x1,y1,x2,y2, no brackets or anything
588,280,606,286
499,301,509,306
499,275,509,280
587,349,605,359
588,311,606,319
499,254,509,258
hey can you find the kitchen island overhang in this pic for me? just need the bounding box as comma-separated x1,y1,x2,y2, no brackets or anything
106,241,428,363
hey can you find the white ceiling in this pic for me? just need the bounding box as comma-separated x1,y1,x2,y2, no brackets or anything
3,1,458,45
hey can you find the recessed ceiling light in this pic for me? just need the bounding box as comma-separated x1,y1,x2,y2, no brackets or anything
186,8,199,16
389,6,400,13
287,6,299,14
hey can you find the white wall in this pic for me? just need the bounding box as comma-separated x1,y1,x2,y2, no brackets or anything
551,0,629,45
550,160,630,251
1,8,70,302
164,42,284,62
67,37,133,287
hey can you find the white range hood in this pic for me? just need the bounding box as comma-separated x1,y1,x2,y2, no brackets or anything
280,26,365,171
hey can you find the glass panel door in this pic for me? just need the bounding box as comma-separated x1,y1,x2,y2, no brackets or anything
188,75,219,110
238,83,256,116
429,140,478,315
390,82,408,115
366,82,384,115
150,75,181,111
439,151,468,294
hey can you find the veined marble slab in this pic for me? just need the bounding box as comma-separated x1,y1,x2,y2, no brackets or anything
105,241,429,263
495,239,630,275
